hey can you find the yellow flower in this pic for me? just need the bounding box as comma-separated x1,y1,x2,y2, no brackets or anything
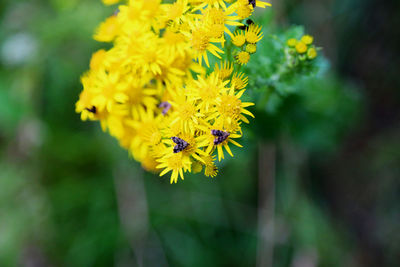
245,23,263,43
287,38,297,47
118,76,158,119
203,155,218,177
235,0,254,19
157,130,208,183
93,16,120,42
201,5,242,38
203,127,243,161
141,155,159,173
186,26,224,67
169,90,204,133
213,60,233,80
106,112,129,140
128,108,164,160
162,29,189,58
118,0,161,27
162,0,191,24
163,131,208,163
187,72,229,111
130,34,167,75
232,31,246,47
188,73,229,112
307,47,318,59
157,153,192,184
76,86,97,121
295,41,307,54
215,86,255,126
89,49,107,70
246,43,257,54
83,69,127,113
301,35,314,45
236,51,250,65
118,119,137,150
231,72,248,90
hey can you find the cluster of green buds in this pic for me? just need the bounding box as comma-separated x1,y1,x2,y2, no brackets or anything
286,35,318,67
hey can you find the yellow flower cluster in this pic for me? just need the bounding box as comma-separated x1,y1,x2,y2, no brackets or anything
287,35,318,60
232,20,263,64
76,0,270,183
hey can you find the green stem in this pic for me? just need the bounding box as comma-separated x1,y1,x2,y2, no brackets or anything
226,41,232,63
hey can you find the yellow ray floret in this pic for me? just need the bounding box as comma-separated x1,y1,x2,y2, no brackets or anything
213,60,233,80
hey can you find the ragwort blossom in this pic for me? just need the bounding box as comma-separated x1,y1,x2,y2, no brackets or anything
76,0,270,183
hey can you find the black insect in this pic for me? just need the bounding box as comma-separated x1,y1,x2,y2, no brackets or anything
238,19,255,30
246,19,254,25
171,137,189,153
249,0,256,8
211,130,230,145
159,101,171,115
85,106,97,114
113,8,120,16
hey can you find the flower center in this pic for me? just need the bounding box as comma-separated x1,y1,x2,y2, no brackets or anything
191,29,209,52
178,102,196,120
218,95,242,118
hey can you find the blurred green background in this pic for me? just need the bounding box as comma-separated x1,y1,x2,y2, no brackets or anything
0,0,399,266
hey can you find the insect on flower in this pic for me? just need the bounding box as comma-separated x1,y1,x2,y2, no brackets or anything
171,137,189,153
211,130,230,145
159,101,171,115
85,106,97,114
248,0,256,8
238,19,255,30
